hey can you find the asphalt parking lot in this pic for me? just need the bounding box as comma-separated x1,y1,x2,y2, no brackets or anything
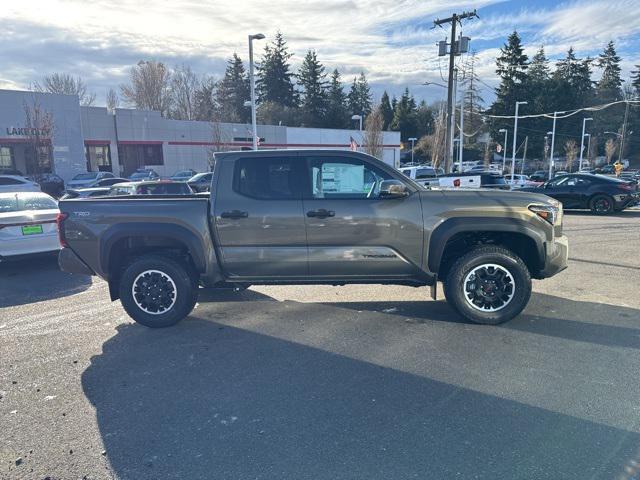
1,210,640,480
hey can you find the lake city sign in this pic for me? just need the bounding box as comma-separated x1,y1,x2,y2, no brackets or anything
6,127,51,137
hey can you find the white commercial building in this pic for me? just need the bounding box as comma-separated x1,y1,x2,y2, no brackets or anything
0,89,401,181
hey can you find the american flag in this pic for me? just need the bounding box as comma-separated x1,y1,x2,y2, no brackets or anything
349,136,358,151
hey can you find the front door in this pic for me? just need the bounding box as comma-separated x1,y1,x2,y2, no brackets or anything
544,176,575,207
301,153,424,278
213,152,308,278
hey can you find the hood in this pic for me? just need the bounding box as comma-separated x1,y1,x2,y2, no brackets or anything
429,187,558,209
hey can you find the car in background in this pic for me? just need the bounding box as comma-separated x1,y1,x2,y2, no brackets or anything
438,172,509,189
60,187,111,199
505,174,540,188
554,170,569,177
519,173,639,214
187,172,213,192
530,170,550,182
86,177,129,188
129,169,160,181
0,175,41,193
109,180,193,196
28,173,65,197
66,171,115,189
399,166,444,188
0,192,60,259
170,169,198,182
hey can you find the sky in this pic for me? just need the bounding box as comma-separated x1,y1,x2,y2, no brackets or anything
1,0,639,108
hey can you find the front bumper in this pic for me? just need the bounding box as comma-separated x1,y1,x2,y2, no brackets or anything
538,234,569,278
58,247,95,276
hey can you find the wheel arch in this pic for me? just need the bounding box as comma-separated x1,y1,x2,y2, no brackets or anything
428,217,547,279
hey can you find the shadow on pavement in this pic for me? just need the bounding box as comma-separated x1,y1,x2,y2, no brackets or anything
83,292,640,479
0,253,91,307
321,292,640,350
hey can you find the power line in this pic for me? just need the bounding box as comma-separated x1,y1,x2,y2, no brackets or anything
463,99,640,120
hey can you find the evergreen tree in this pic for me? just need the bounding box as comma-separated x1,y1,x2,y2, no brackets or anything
596,40,623,102
193,75,217,121
324,69,349,129
390,88,418,141
460,51,485,145
379,91,393,130
297,50,328,127
256,32,297,108
488,31,528,142
631,65,640,95
215,54,250,123
347,72,372,116
414,100,434,138
528,47,550,83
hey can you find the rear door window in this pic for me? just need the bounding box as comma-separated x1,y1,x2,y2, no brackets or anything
234,156,303,200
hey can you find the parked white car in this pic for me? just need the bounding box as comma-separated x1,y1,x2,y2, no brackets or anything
66,171,114,189
0,192,60,259
505,174,538,188
0,175,41,193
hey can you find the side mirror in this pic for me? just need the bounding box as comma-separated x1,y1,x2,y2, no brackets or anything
379,179,409,198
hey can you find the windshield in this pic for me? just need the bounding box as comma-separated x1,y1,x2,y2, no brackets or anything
191,173,212,181
73,173,99,180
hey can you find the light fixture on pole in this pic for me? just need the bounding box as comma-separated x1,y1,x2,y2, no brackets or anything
511,101,527,182
498,128,508,174
351,114,363,131
248,33,265,151
408,137,417,164
579,117,592,172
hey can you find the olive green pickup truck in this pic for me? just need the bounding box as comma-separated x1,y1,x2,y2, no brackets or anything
58,150,568,327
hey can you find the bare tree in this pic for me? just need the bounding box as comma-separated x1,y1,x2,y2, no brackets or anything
35,73,96,106
605,137,617,164
363,107,384,159
564,139,578,172
170,64,199,120
415,103,447,168
23,96,55,175
120,61,172,116
106,88,119,113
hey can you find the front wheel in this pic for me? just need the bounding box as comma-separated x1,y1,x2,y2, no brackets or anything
443,246,531,325
119,255,198,328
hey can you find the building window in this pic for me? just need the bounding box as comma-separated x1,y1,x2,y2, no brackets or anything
85,144,112,172
25,145,52,175
0,146,14,169
118,143,164,177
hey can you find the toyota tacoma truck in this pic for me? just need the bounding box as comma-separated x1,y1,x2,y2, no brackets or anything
57,150,568,327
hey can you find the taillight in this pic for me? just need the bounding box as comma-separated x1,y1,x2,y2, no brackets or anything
56,212,68,247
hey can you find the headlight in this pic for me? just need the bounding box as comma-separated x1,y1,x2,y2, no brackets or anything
529,203,561,225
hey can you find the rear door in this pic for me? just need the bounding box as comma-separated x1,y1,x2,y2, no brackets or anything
301,153,423,278
212,152,308,277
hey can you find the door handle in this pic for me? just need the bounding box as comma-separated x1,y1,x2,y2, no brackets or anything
307,209,335,218
220,210,248,219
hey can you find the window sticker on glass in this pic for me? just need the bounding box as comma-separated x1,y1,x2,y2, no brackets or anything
320,163,365,193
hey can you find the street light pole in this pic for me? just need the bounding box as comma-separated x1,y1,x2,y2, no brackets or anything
248,33,265,151
511,101,527,182
548,112,560,179
408,137,417,164
499,128,508,174
579,117,593,172
351,114,363,131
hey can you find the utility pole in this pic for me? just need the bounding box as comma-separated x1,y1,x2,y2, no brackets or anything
458,85,465,172
434,9,478,173
449,68,457,171
619,99,630,163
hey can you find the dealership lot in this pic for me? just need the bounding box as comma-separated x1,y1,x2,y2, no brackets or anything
1,211,640,479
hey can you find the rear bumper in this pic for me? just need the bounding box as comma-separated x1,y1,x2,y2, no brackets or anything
614,193,640,209
58,247,95,275
538,234,569,278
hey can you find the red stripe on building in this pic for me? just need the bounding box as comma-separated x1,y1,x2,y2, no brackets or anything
117,140,164,145
0,138,52,144
84,140,112,145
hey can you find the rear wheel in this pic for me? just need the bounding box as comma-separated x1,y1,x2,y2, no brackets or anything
443,246,531,325
590,194,614,215
119,255,198,328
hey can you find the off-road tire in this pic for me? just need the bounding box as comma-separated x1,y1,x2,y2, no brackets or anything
119,254,198,328
443,246,531,325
